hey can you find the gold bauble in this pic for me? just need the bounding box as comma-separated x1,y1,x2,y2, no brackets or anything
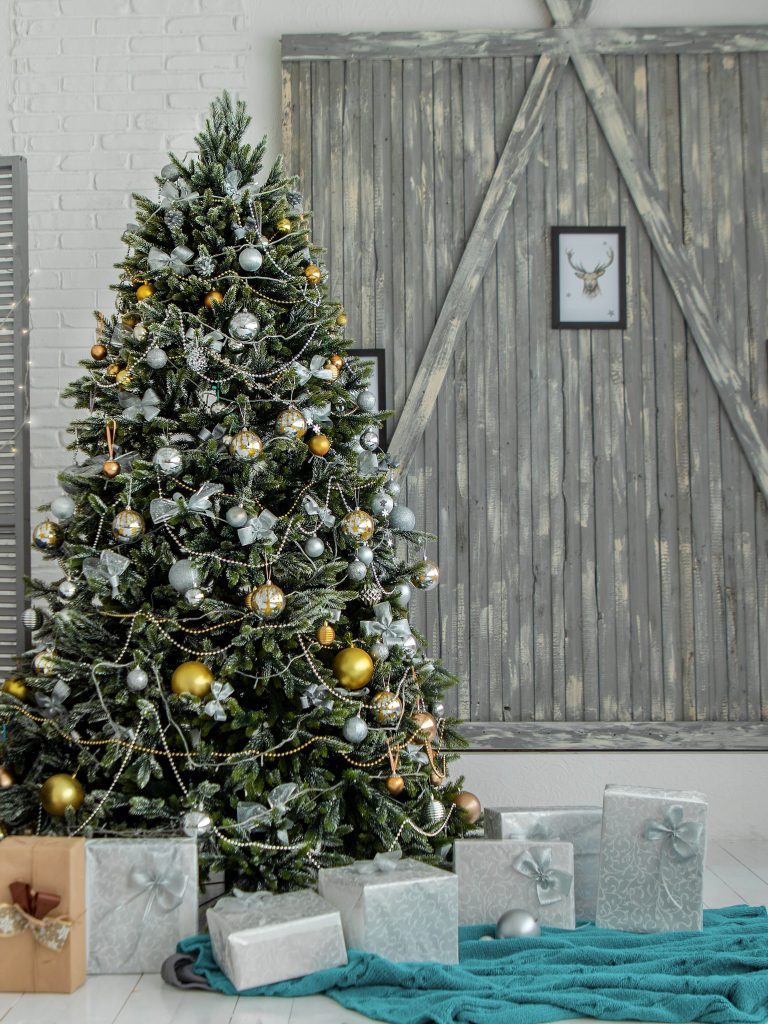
102,460,121,478
0,766,15,789
316,621,335,646
229,428,263,461
276,407,307,439
452,790,482,825
90,343,107,360
323,360,340,381
2,677,27,701
336,312,347,327
136,281,155,301
386,775,405,796
329,353,344,369
245,582,286,620
275,217,292,233
40,774,84,817
112,509,145,543
430,770,446,787
341,508,375,542
304,264,322,285
332,646,374,691
371,690,403,725
32,650,56,675
106,363,122,377
204,290,224,308
32,520,63,552
116,368,132,388
122,315,138,328
412,711,438,743
171,661,214,698
308,433,331,457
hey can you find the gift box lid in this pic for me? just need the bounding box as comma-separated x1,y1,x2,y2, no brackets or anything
318,854,456,893
208,888,341,929
604,785,707,805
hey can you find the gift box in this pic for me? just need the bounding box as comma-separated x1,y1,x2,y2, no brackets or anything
0,836,86,993
207,889,348,990
317,852,459,963
484,806,602,920
454,839,575,929
86,837,199,974
596,785,708,933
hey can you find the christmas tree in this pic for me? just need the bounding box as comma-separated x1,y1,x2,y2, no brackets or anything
0,94,479,889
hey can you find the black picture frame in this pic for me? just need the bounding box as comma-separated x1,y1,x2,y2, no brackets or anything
551,226,627,330
348,348,388,445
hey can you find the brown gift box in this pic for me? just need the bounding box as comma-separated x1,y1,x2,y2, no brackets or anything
0,836,86,993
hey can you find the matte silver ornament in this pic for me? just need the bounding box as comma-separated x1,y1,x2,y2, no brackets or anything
225,506,249,528
304,536,325,558
161,163,180,181
391,582,412,608
133,324,148,342
22,608,41,630
146,347,168,369
50,495,75,522
360,428,379,451
185,587,205,607
347,559,367,582
370,491,394,517
153,446,182,475
389,505,416,532
357,389,377,412
342,715,369,743
229,311,260,341
183,809,212,837
126,667,149,692
384,478,401,499
495,909,541,939
168,559,200,593
58,579,77,599
238,247,263,273
426,798,447,825
369,641,389,661
356,544,374,566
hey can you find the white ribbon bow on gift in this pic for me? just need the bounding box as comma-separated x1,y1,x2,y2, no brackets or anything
292,355,336,385
150,482,224,524
352,850,403,875
147,245,193,276
121,388,162,422
361,602,415,652
512,847,573,906
82,549,131,597
127,862,188,918
303,495,336,528
237,509,278,547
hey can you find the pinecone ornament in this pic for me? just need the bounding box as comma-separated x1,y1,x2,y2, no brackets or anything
360,580,384,607
194,253,215,277
164,208,184,230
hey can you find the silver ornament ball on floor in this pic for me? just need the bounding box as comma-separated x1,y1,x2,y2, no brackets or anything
152,446,182,475
304,536,325,558
185,588,205,608
391,581,412,608
58,580,77,600
370,491,394,517
168,559,200,594
347,559,368,582
360,428,379,451
126,667,149,692
356,544,374,566
495,909,541,939
238,247,263,273
50,495,75,522
225,506,249,529
342,715,369,743
357,389,377,412
389,505,416,531
146,348,168,369
229,311,260,341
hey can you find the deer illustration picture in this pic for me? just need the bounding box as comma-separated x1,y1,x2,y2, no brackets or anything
566,246,614,298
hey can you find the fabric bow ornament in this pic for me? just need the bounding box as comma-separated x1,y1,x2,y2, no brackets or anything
512,847,573,906
82,550,131,598
35,680,71,720
147,245,194,276
643,805,703,862
353,850,403,875
0,882,71,952
403,743,430,767
204,682,234,722
237,783,298,846
361,602,416,652
357,452,381,478
159,180,199,207
222,165,256,203
237,509,278,547
150,482,224,524
121,388,162,422
198,423,228,447
299,682,335,711
292,355,336,385
303,495,336,528
186,327,224,353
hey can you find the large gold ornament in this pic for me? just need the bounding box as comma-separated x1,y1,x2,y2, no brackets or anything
452,790,482,824
32,650,56,675
412,711,438,743
316,621,335,646
2,677,28,701
371,690,403,725
32,521,63,552
40,774,85,817
308,433,331,457
90,343,107,360
112,509,145,543
135,281,155,301
276,407,307,439
246,582,286,620
0,765,14,789
412,560,440,591
275,217,292,233
341,508,375,542
332,646,374,691
204,290,224,308
171,660,214,698
230,429,263,461
304,264,322,285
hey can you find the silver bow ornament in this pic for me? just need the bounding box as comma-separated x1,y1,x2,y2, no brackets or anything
82,550,131,598
204,681,234,722
147,245,193,276
303,495,336,528
292,355,336,385
512,847,573,906
150,482,224,524
357,452,381,478
299,682,335,711
159,180,199,207
198,424,228,447
237,783,298,846
125,861,188,918
223,165,256,203
121,388,162,422
186,326,224,354
361,602,416,652
35,680,71,721
237,509,278,547
353,850,403,875
297,395,332,427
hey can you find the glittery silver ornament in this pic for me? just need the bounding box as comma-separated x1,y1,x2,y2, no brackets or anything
342,715,369,743
391,582,411,608
183,809,212,837
356,545,374,566
164,208,184,229
126,667,149,692
185,587,205,607
304,536,325,558
369,641,389,662
384,478,401,499
426,798,447,825
50,495,75,522
146,347,168,369
194,253,215,277
357,389,377,412
370,491,394,517
432,700,445,718
186,344,208,373
133,324,148,342
161,163,180,181
238,247,263,273
495,909,541,939
229,311,260,341
389,505,416,532
153,446,182,475
347,559,367,582
168,559,200,593
360,428,379,451
225,506,249,528
22,608,41,630
58,579,77,599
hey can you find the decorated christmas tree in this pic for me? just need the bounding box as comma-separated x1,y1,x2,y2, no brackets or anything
0,94,479,889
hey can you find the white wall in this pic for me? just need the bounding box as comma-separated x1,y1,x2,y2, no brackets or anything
2,0,766,838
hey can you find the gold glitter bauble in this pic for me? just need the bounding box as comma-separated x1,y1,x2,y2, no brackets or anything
316,622,335,646
341,508,375,542
371,690,403,725
204,290,224,308
412,711,438,742
452,790,482,824
323,360,340,381
135,281,155,301
332,646,374,691
386,775,405,796
102,460,121,478
308,433,331,457
275,217,292,233
115,368,132,388
2,678,27,701
245,582,286,620
171,661,214,698
112,509,145,543
276,407,307,439
90,343,107,360
336,312,347,326
106,363,121,377
304,264,322,285
32,650,56,675
40,774,84,817
230,429,263,461
32,521,63,551
329,354,344,369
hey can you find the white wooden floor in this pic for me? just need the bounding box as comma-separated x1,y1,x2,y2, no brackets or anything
2,839,766,1024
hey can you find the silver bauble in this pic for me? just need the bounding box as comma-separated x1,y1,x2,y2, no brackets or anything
360,428,379,451
412,560,440,591
304,536,325,559
389,505,416,532
58,580,77,600
369,641,389,662
347,559,367,582
391,582,412,608
342,715,369,743
168,559,200,593
126,667,149,692
22,607,41,630
238,247,263,273
146,347,168,369
370,491,394,517
59,466,81,495
384,478,401,499
225,506,249,528
133,324,148,342
185,587,205,607
182,809,212,837
50,495,75,522
152,446,182,475
160,163,180,181
495,909,541,939
425,798,447,825
200,388,219,409
432,701,446,718
357,389,377,412
211,400,229,415
229,311,260,341
228,338,245,353
356,544,374,566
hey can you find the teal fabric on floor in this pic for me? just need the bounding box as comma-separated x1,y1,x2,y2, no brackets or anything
177,905,768,1024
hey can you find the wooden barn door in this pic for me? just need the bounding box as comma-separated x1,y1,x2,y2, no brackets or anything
281,23,768,749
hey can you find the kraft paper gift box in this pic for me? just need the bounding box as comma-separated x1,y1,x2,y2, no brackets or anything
86,837,199,974
596,785,708,933
453,839,576,929
484,806,602,920
207,889,348,990
317,852,459,963
0,836,86,993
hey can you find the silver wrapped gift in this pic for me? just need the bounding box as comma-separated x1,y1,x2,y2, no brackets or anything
596,785,708,933
86,837,199,974
317,852,459,963
484,805,602,921
453,839,575,929
207,889,347,991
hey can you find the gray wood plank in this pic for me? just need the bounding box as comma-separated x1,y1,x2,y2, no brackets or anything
328,61,345,311
342,59,361,342
280,62,298,176
359,61,376,352
457,720,768,750
310,60,330,290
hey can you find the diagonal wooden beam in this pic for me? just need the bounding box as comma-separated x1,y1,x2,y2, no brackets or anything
387,50,569,471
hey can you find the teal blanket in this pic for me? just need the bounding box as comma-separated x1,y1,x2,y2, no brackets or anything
177,905,768,1024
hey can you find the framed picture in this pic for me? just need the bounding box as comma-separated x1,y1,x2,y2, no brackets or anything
348,348,388,444
551,226,626,329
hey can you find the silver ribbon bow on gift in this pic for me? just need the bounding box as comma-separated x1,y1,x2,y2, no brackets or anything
150,482,224,524
126,861,188,918
303,495,336,528
512,847,573,906
292,355,336,385
357,452,381,478
353,850,403,875
361,602,416,652
204,681,234,722
299,682,335,711
159,180,199,207
121,388,162,422
82,550,131,598
237,784,298,846
35,680,71,720
643,805,704,863
237,509,278,547
147,245,193,276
